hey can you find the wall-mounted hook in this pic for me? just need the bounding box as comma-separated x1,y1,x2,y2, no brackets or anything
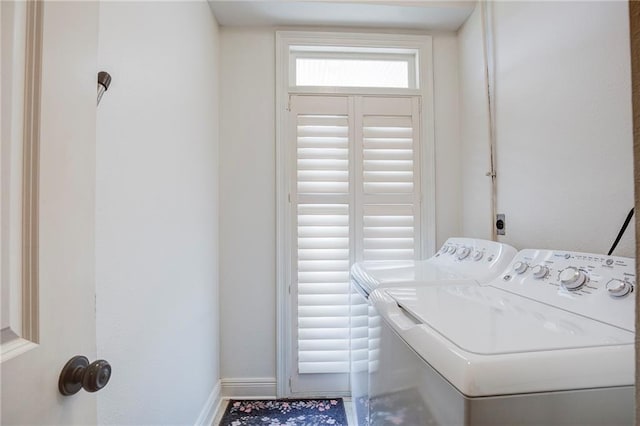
97,71,112,106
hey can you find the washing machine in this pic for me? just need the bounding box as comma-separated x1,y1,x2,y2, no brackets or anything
349,238,517,426
370,249,635,425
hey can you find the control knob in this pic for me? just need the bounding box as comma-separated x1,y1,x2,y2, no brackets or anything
457,247,471,260
472,251,484,261
447,245,456,254
605,279,632,298
559,267,588,290
531,265,549,279
513,261,528,274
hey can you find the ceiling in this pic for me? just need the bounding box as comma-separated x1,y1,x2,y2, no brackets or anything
208,1,476,32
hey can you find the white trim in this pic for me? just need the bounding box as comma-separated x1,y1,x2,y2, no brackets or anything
194,381,222,426
275,31,292,398
221,378,277,399
275,30,437,398
419,36,437,258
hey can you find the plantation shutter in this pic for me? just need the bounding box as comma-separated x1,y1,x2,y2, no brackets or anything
292,96,353,376
355,97,421,262
290,95,421,388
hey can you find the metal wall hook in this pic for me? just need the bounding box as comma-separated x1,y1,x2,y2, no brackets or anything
97,71,112,106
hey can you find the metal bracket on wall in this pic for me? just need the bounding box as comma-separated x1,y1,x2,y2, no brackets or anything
97,71,112,106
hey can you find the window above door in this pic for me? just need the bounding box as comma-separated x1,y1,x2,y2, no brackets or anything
292,49,418,90
278,31,430,95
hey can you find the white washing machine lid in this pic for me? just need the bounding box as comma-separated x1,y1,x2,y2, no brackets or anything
388,285,634,354
350,260,463,295
371,285,635,396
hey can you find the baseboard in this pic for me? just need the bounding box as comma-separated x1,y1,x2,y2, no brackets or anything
220,377,277,398
195,380,222,426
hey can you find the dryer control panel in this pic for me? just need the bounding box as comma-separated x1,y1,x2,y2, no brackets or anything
351,238,517,296
494,249,635,331
432,237,517,280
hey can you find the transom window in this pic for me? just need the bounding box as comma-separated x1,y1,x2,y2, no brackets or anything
292,49,418,89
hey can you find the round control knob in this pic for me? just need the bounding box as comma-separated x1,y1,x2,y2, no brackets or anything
559,267,588,290
472,251,484,261
605,279,632,298
457,247,471,260
513,261,528,274
531,265,549,279
447,245,456,254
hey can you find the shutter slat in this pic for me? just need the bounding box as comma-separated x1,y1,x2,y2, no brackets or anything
363,160,413,172
298,170,349,182
298,294,349,306
298,159,348,171
299,362,350,374
298,260,351,272
363,171,413,182
298,148,348,160
298,238,349,249
298,249,350,260
298,182,349,193
363,182,413,193
298,226,349,238
298,282,349,294
299,339,350,351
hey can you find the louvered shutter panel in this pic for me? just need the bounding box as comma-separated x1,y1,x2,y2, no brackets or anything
292,96,353,375
356,97,421,262
290,95,421,382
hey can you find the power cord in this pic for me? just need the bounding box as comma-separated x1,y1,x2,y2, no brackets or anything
607,207,634,256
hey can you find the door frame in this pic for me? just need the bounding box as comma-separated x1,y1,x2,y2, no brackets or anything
274,30,436,397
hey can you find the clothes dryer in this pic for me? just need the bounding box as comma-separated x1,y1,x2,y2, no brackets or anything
349,238,517,425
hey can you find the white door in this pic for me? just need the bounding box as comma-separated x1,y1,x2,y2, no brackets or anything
1,1,100,424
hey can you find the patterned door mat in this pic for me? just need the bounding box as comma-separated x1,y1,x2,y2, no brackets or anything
219,398,348,425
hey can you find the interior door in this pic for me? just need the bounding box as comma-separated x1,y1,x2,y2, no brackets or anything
1,1,100,424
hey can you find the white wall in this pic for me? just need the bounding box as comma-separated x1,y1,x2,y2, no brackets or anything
219,28,277,388
459,2,635,257
219,27,461,385
458,5,493,240
96,2,220,424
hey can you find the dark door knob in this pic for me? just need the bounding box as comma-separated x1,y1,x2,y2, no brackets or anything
59,355,112,396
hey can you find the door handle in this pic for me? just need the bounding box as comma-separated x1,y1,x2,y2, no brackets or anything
58,355,112,396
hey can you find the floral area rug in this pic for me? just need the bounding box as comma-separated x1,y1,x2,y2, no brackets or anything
219,399,348,426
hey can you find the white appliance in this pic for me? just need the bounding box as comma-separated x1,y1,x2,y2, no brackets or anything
370,249,635,425
349,238,517,426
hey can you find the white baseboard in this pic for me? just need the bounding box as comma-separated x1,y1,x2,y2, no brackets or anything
221,377,277,398
195,381,222,426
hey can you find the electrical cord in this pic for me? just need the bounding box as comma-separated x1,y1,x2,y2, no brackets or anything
607,207,634,255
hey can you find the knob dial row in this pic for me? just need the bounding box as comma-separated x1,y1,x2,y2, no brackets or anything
441,246,486,262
